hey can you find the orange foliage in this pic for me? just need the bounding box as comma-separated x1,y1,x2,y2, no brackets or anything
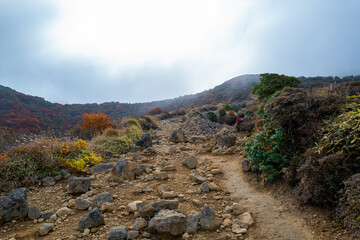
0,153,7,164
81,113,113,133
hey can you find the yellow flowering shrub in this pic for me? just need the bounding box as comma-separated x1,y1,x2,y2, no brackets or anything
75,139,87,149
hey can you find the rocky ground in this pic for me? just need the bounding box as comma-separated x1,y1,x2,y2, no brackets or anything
0,112,356,240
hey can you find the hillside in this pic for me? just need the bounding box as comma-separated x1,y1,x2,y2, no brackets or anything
0,74,260,133
1,74,360,133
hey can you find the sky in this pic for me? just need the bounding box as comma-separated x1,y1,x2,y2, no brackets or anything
0,0,359,104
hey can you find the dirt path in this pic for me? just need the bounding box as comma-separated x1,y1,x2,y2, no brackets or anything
212,155,316,240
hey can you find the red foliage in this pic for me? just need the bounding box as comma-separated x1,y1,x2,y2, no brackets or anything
227,110,235,116
147,107,163,115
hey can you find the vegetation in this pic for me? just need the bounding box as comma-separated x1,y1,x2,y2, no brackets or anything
252,73,300,100
81,112,113,134
207,111,218,123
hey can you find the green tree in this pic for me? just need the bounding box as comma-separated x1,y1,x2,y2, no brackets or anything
252,73,300,100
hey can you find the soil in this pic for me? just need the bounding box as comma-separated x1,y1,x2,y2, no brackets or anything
0,116,356,240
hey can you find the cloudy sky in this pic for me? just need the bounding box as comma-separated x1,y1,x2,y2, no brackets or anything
0,0,359,104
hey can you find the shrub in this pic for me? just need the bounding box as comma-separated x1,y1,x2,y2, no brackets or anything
82,112,113,134
104,128,120,138
139,115,158,131
219,109,226,117
244,126,286,180
223,103,236,111
147,107,163,115
252,73,300,100
207,111,218,123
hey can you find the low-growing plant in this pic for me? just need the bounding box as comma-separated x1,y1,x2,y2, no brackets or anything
104,128,120,138
207,111,218,123
223,102,236,111
244,126,287,180
219,109,226,117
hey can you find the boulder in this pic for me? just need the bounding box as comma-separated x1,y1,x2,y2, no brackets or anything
68,177,91,194
126,200,143,213
93,192,113,208
169,130,186,143
0,188,28,222
215,134,236,147
89,163,114,174
148,209,187,236
136,200,179,218
200,205,219,231
78,208,104,231
136,133,152,148
41,211,55,220
182,156,197,169
127,230,140,240
108,225,127,240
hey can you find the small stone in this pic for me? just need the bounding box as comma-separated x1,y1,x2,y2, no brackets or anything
83,228,90,236
133,217,147,231
56,207,74,217
209,182,221,191
76,198,93,210
78,208,104,231
67,199,76,208
156,171,169,180
41,211,55,220
241,159,251,172
28,206,41,220
163,165,177,171
108,225,127,240
39,223,54,236
232,224,247,234
199,182,210,193
232,203,243,215
210,169,222,175
239,212,254,227
182,156,197,169
182,232,190,239
162,191,177,199
93,192,113,208
100,202,116,213
126,201,143,213
127,230,140,240
68,177,91,194
200,205,220,231
42,176,55,186
189,174,206,183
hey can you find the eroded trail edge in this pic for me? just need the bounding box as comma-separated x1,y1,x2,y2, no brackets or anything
212,155,315,240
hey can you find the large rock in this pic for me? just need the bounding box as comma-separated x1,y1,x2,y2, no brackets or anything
89,163,114,174
185,212,201,234
28,206,41,220
182,156,197,169
0,188,28,222
169,130,186,143
136,200,179,218
215,134,236,147
200,205,219,231
112,160,136,180
78,208,104,231
148,209,187,236
108,226,127,240
68,177,91,194
136,133,152,149
93,192,113,208
126,200,143,213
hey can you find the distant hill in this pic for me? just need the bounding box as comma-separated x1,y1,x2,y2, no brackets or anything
1,74,359,133
0,74,260,133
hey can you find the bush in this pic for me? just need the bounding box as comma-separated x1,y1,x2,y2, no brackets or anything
207,111,218,123
252,73,300,100
147,107,163,115
223,103,236,111
0,138,102,191
104,128,120,138
244,126,286,180
82,112,113,134
219,109,226,117
139,115,158,131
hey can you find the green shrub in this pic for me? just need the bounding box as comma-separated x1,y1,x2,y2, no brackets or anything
104,128,120,138
207,111,218,123
223,103,236,111
252,73,300,100
219,109,226,117
244,126,286,180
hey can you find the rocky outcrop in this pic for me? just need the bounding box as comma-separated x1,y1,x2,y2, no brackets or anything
0,188,28,222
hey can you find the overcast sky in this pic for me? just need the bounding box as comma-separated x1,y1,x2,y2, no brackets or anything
0,0,359,104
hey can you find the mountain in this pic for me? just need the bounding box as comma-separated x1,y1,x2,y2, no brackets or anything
0,74,261,133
